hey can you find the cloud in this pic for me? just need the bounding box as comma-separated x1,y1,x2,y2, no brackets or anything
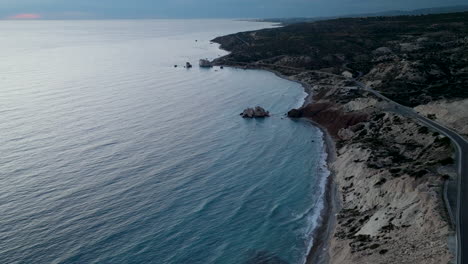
7,13,41,19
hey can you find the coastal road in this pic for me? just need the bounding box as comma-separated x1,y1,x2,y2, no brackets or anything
219,56,468,262
354,80,468,264
218,56,468,262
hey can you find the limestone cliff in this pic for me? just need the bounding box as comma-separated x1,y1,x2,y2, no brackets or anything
211,12,466,263
291,73,454,263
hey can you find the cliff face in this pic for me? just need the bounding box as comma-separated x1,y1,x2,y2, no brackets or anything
273,69,455,263
297,79,454,263
330,114,453,263
330,142,452,263
212,12,465,263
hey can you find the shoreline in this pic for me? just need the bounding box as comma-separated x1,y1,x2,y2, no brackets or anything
218,63,338,264
211,35,338,263
211,14,462,262
304,120,338,264
269,68,338,264
261,68,338,264
222,65,315,106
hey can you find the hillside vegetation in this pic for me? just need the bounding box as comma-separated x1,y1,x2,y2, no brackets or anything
213,12,468,107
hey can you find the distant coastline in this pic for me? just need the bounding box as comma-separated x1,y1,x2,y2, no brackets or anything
250,4,468,25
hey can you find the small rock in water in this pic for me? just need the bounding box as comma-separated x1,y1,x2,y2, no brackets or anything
186,62,193,68
174,65,178,68
241,106,270,118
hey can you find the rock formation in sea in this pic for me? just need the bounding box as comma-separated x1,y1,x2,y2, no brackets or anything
199,59,213,68
287,108,303,118
212,12,468,263
241,106,270,118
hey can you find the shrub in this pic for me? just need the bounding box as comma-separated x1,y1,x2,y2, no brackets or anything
418,126,429,134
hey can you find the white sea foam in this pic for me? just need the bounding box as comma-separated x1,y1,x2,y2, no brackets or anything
301,129,332,264
296,90,309,109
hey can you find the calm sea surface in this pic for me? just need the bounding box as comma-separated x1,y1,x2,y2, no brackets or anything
0,20,328,264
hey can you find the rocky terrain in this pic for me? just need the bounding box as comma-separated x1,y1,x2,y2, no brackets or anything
213,11,468,137
212,12,467,263
241,106,270,118
415,99,468,139
289,73,455,263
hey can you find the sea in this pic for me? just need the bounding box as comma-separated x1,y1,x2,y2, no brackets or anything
0,20,329,264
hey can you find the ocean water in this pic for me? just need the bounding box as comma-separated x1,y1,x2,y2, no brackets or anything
0,20,328,264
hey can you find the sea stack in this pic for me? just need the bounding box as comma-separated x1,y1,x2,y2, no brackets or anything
241,106,270,118
199,59,213,68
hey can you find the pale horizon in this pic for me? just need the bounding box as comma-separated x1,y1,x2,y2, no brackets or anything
1,0,467,20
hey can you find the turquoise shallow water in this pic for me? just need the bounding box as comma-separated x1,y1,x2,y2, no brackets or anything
0,20,328,264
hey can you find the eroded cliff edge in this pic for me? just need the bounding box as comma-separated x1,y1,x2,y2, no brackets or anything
289,72,455,263
212,12,467,263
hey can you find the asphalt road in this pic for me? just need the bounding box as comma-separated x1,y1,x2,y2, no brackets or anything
354,80,468,264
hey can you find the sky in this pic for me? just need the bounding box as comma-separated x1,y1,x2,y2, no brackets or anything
0,0,467,19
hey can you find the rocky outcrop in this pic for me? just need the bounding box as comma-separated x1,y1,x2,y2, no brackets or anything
298,80,454,264
329,111,453,264
280,68,454,263
211,13,464,263
199,59,213,68
287,108,303,118
241,106,270,118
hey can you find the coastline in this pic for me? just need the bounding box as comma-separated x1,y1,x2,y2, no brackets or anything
218,63,338,263
270,69,339,264
261,68,339,264
211,14,462,263
218,65,314,105
304,120,338,264
255,68,339,264
211,33,339,261
267,69,339,264
216,62,453,263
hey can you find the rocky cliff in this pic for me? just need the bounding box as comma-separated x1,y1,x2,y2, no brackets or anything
212,12,466,263
292,73,455,263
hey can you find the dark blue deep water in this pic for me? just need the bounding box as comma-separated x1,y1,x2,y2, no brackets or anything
0,20,329,264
